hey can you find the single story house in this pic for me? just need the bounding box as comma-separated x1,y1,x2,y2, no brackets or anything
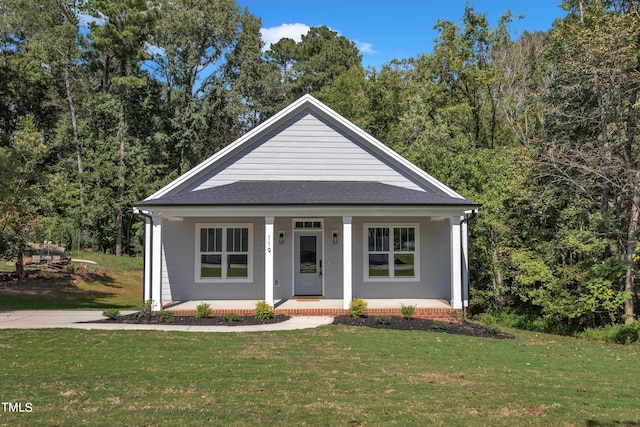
133,95,479,313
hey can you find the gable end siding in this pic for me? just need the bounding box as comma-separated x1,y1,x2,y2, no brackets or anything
187,112,425,192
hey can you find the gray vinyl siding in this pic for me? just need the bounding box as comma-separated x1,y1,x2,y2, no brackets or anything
161,248,172,303
188,111,425,192
161,215,451,302
351,217,451,299
161,217,265,301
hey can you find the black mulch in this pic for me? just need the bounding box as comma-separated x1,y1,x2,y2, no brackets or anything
91,313,291,326
332,315,514,339
91,313,514,339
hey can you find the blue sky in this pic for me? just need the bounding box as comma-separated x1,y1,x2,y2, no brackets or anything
238,1,567,69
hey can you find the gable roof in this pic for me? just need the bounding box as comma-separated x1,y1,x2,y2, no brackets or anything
139,95,477,208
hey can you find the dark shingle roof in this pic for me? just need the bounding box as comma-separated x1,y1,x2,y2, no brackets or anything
135,181,478,207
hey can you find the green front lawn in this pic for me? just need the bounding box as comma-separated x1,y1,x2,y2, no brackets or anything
0,253,142,310
0,327,638,426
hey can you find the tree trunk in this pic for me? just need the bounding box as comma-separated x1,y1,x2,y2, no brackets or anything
115,102,126,256
15,251,24,281
63,59,89,246
624,169,640,324
489,228,504,309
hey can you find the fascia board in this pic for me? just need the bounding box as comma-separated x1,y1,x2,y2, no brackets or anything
135,205,475,218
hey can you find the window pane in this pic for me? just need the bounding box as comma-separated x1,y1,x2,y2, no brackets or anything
394,254,415,277
200,228,207,252
368,254,389,277
201,254,221,278
368,227,390,252
394,227,415,252
200,228,222,252
227,228,248,252
227,254,248,278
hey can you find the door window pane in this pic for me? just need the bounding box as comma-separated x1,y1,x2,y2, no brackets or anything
299,236,317,273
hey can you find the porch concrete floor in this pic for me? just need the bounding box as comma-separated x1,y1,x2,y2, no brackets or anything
166,299,451,312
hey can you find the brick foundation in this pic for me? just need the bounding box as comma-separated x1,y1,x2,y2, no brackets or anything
166,307,461,321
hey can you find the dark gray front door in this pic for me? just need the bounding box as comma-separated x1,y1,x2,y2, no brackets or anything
294,231,323,295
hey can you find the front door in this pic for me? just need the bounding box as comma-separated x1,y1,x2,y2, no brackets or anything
294,231,323,296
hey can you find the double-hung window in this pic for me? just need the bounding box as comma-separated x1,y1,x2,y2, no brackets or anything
365,224,418,281
196,224,252,282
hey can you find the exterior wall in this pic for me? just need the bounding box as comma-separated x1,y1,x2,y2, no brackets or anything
161,217,265,301
351,217,451,299
187,111,425,192
161,215,452,303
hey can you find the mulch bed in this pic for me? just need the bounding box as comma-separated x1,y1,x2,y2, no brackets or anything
332,315,514,339
93,313,291,326
92,313,514,339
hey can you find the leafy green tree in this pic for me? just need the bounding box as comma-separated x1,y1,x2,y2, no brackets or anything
0,116,46,279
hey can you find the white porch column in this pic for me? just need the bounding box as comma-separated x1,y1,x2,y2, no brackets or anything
342,216,353,309
143,216,152,302
450,216,463,309
264,216,274,306
461,218,469,308
151,216,163,311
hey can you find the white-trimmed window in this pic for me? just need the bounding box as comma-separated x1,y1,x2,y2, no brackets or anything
196,224,252,282
365,224,419,281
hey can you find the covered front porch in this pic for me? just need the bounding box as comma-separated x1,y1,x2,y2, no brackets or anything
164,298,455,320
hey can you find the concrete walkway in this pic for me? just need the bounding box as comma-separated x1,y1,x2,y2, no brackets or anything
0,310,335,333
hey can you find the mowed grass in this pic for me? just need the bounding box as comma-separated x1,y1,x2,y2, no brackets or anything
0,252,142,310
0,326,638,426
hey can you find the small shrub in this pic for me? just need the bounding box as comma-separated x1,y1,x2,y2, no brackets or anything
156,310,174,324
102,308,120,320
254,301,274,320
484,324,501,335
195,302,212,319
432,320,449,330
348,298,368,318
375,314,392,325
480,313,497,326
137,299,154,320
400,304,416,320
222,313,241,322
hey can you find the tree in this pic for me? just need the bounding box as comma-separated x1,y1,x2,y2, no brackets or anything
0,116,46,279
85,0,157,255
543,0,640,323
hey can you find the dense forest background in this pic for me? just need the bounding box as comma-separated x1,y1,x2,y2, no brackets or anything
1,0,639,331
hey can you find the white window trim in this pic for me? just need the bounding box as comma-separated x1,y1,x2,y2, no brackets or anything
195,223,253,283
363,223,420,282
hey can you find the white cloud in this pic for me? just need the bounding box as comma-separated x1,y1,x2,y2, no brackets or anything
260,23,377,56
357,42,378,54
260,23,310,51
